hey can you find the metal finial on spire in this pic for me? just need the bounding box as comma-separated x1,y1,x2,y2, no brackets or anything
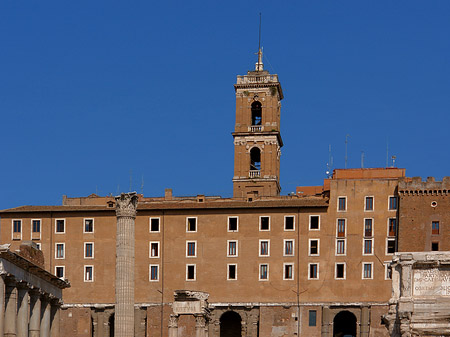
255,13,264,71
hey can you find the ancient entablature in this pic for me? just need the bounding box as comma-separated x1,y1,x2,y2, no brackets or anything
383,252,450,336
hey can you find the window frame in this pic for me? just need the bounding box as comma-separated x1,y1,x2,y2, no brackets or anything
149,264,159,282
227,263,237,280
384,262,392,280
31,219,42,240
12,219,22,240
364,218,374,237
186,217,197,233
259,216,270,231
335,239,346,256
388,218,397,237
259,239,270,257
363,238,374,256
432,221,440,235
362,262,373,279
336,218,346,237
309,215,320,231
55,219,66,234
84,265,94,282
259,263,269,281
186,264,196,281
55,243,65,259
284,215,295,231
364,196,374,211
283,239,295,257
149,241,160,258
186,240,197,258
83,218,94,234
283,263,294,280
55,266,65,279
337,196,347,212
227,240,238,257
149,217,161,233
309,310,317,327
84,242,94,259
308,263,319,280
386,238,396,255
388,196,398,211
335,263,346,280
227,216,239,232
308,239,320,256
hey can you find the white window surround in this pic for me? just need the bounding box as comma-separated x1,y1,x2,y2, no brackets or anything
36,243,41,250
186,241,197,258
384,262,392,280
363,218,374,237
11,219,22,240
259,263,269,281
364,196,375,212
363,238,374,256
386,238,396,256
227,264,237,280
149,217,161,233
84,265,94,282
283,263,294,280
83,218,94,233
308,239,320,256
55,266,65,279
336,218,347,237
335,263,346,280
227,216,239,232
335,239,347,256
227,240,238,257
362,262,374,279
337,196,347,212
186,264,196,281
387,218,397,236
55,219,66,234
259,216,270,231
149,264,159,282
186,217,198,233
284,215,295,231
309,215,320,231
84,242,94,259
149,241,160,258
388,195,398,211
308,263,319,280
259,239,270,257
55,243,65,259
283,239,295,257
30,219,42,240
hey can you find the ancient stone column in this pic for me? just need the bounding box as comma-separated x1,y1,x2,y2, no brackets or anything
321,306,331,337
50,301,60,337
115,192,138,337
400,261,414,298
195,315,207,337
40,299,51,337
0,275,5,337
168,315,178,337
29,290,41,337
360,306,370,337
17,283,29,337
4,279,17,337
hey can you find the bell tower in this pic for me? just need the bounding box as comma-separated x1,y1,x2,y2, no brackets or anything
232,49,283,199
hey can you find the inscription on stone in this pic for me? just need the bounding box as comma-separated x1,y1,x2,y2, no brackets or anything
172,301,202,314
413,269,450,296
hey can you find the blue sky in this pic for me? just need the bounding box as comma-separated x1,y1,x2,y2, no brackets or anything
1,1,449,208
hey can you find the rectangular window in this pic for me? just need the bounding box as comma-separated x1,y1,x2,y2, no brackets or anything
259,264,269,281
432,242,439,251
186,241,197,257
150,218,160,232
227,241,238,257
338,197,347,211
32,219,41,233
309,263,318,279
364,218,373,237
384,263,392,280
284,240,294,256
84,242,94,259
186,264,196,281
364,239,373,255
363,263,373,279
309,310,317,327
389,196,398,210
284,263,294,280
186,217,197,232
337,219,346,237
336,239,346,255
335,263,346,279
309,215,320,230
55,219,65,233
150,242,160,258
259,240,270,257
432,221,440,235
149,265,159,281
84,266,94,282
388,218,397,237
260,216,270,231
84,219,94,233
365,196,374,211
228,217,238,232
309,239,319,256
55,266,65,279
387,239,396,254
284,216,295,231
227,264,237,280
55,243,65,259
13,220,22,233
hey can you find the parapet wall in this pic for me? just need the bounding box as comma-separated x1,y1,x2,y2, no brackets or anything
399,177,450,194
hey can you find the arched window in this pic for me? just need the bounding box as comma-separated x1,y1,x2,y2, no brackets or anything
250,147,261,171
251,101,262,126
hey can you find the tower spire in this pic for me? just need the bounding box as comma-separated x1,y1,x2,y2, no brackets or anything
255,13,264,71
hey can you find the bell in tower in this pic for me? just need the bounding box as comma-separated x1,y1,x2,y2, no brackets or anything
232,49,283,200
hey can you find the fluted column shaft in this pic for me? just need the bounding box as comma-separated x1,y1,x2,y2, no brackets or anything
40,299,51,337
29,291,41,337
4,281,17,337
50,303,60,337
17,285,29,337
0,276,5,337
115,192,138,337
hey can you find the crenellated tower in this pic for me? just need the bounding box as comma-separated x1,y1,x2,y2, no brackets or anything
233,49,283,199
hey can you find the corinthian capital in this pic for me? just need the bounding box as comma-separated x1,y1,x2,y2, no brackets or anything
115,192,139,218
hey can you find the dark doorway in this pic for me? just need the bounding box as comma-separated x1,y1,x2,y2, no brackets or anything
333,310,357,337
109,313,115,337
220,311,241,337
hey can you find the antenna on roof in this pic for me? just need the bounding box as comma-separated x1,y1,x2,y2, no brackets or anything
258,12,262,51
141,175,144,195
345,134,350,169
255,13,264,71
391,155,397,168
386,137,389,168
326,144,333,178
361,151,365,168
